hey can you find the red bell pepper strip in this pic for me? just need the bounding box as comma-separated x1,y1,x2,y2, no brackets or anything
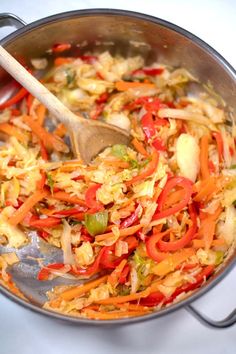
37,263,66,281
126,150,159,186
29,217,61,228
79,55,97,64
212,131,224,162
146,229,171,262
140,265,214,307
52,43,71,53
90,103,105,120
85,184,103,210
38,230,50,240
96,92,109,104
141,112,156,140
132,68,164,76
52,207,87,217
120,206,140,229
153,176,193,220
71,247,106,276
152,137,166,151
157,204,197,252
0,87,28,110
119,264,130,284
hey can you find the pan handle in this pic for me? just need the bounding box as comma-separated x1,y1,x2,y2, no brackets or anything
0,13,26,32
186,304,236,328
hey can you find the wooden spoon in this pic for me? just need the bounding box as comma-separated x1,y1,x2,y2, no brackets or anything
0,45,130,163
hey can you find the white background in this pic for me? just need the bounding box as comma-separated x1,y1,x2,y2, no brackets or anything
0,1,235,353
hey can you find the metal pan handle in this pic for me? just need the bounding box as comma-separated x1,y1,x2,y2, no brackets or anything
186,304,236,328
0,13,26,35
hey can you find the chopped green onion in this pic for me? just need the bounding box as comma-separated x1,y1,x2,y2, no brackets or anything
46,173,54,194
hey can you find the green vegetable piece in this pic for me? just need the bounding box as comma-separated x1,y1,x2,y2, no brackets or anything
46,173,54,194
215,251,224,265
111,144,127,159
85,211,108,236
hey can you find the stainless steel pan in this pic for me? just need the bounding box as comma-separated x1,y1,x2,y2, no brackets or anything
0,9,235,328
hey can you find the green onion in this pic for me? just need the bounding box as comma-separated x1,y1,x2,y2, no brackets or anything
111,144,127,159
85,211,108,236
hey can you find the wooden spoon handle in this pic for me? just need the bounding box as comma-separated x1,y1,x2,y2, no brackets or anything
0,45,79,127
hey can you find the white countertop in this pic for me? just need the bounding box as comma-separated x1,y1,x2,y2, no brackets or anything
0,1,235,353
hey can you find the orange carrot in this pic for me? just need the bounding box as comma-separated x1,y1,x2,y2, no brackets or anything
198,206,222,250
126,150,158,186
193,177,217,202
131,138,148,156
103,160,130,169
59,275,108,301
115,81,156,92
152,248,195,276
54,57,73,66
95,224,143,242
50,191,87,207
53,123,67,138
95,288,151,304
36,104,46,126
192,239,226,249
0,123,27,144
115,303,152,312
200,135,210,180
82,309,148,319
163,188,186,209
108,259,127,287
23,115,68,152
9,189,48,226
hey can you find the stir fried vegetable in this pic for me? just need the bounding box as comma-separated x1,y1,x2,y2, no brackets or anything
0,48,235,320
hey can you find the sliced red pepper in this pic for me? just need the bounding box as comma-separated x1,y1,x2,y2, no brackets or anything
132,68,164,76
139,291,165,307
37,263,66,281
212,131,224,162
85,184,103,210
38,230,50,240
52,43,71,53
152,137,166,151
90,103,105,120
124,236,139,252
157,204,197,252
52,207,87,217
119,264,130,284
96,92,109,104
120,206,140,229
154,117,169,127
0,87,28,110
153,176,193,220
72,246,106,276
146,229,171,262
29,217,61,228
79,55,97,64
141,112,156,139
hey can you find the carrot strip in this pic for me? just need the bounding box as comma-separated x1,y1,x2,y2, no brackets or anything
115,303,152,311
95,224,143,242
163,188,186,209
152,248,195,276
53,123,67,138
193,177,217,202
59,275,108,301
115,81,156,92
131,138,148,156
82,309,148,319
54,57,73,66
200,135,210,180
95,288,151,304
0,123,27,144
126,150,159,186
192,239,226,248
103,160,130,169
50,191,87,207
9,189,48,226
23,115,67,152
36,104,46,126
108,259,127,287
0,87,28,109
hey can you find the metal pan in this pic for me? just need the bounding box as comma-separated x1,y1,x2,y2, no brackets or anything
0,9,235,328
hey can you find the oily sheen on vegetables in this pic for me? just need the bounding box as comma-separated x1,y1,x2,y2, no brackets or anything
0,47,235,320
